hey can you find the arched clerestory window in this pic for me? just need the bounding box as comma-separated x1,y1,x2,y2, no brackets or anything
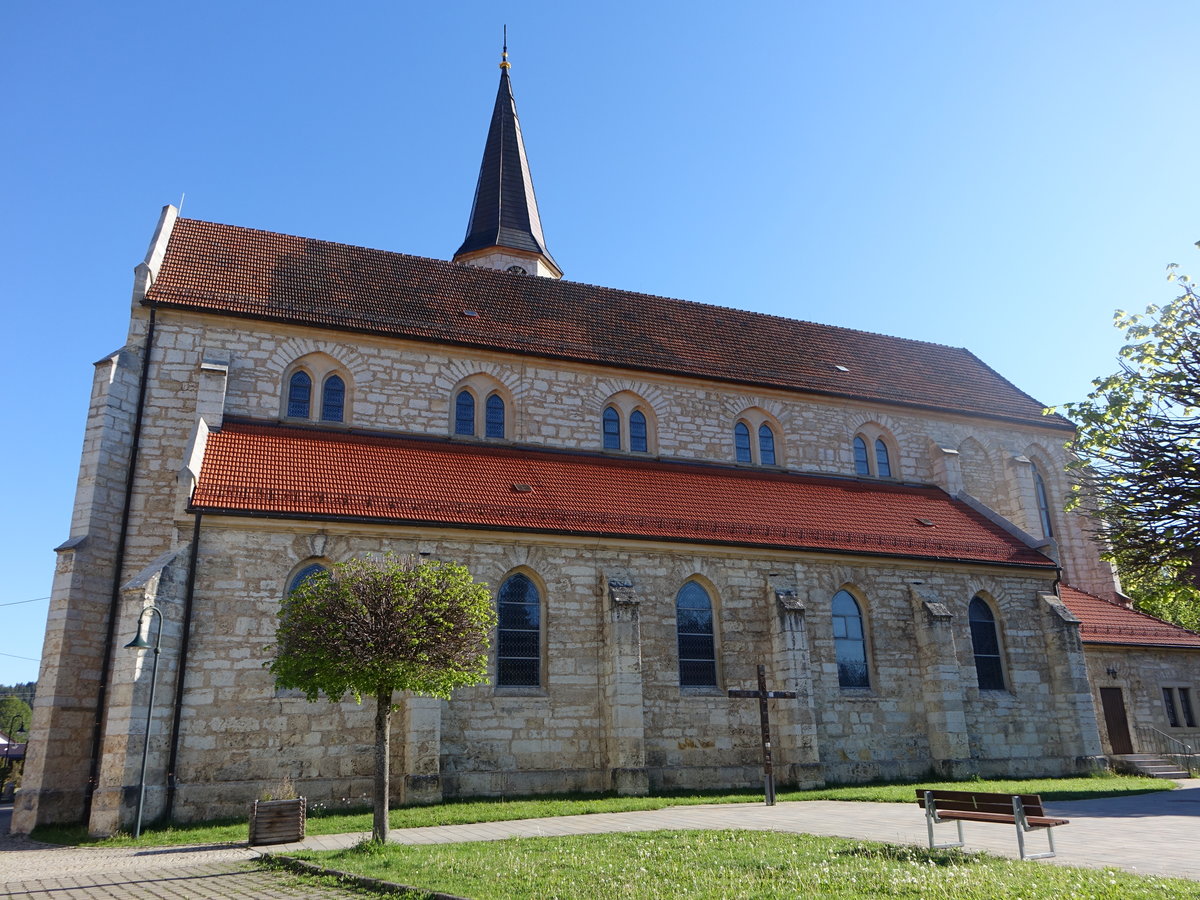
455,390,476,435
969,595,1005,691
1032,465,1054,538
485,393,506,439
734,421,752,463
603,406,621,450
758,424,777,466
676,581,717,687
288,563,327,595
832,589,869,688
874,439,891,478
496,573,541,687
629,410,648,453
287,371,312,419
321,375,345,423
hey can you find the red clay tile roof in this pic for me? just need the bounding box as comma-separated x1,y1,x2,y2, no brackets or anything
191,421,1055,568
148,218,1071,430
1059,586,1200,649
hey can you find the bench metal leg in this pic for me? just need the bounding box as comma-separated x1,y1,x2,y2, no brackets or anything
1013,796,1057,860
924,791,965,850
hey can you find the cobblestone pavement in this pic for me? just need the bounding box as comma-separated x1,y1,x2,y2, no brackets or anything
4,779,1198,897
0,807,358,899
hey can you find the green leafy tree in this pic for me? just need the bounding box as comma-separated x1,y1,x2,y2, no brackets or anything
1062,261,1200,616
0,695,31,740
268,554,495,843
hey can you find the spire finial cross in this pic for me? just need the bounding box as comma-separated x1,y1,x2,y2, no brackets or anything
500,25,510,69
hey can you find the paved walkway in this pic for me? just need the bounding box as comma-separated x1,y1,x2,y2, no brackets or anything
3,780,1198,897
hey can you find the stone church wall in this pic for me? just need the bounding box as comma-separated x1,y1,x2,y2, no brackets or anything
143,518,1092,822
18,299,1114,833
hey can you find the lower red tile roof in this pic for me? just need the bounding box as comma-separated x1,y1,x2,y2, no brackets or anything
191,422,1054,569
1058,586,1200,649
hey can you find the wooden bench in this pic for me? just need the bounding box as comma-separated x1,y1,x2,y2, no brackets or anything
916,789,1069,860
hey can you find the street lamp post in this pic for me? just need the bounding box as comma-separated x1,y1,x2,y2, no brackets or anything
124,605,164,839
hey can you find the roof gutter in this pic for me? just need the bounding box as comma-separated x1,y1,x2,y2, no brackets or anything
187,504,1060,573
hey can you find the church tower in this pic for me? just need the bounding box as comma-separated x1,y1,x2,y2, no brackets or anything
453,41,562,279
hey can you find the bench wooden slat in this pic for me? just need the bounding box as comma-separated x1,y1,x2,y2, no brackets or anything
915,789,1054,819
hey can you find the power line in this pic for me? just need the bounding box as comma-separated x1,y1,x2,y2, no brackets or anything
0,597,50,608
0,652,40,662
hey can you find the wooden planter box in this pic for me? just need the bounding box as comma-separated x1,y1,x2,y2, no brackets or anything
249,797,306,845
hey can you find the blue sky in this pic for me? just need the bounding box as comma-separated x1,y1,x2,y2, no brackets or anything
2,1,1198,685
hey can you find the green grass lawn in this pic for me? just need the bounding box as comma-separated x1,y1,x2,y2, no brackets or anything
30,773,1167,848
275,829,1200,899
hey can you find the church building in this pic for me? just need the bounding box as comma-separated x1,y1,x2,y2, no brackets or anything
17,50,1175,837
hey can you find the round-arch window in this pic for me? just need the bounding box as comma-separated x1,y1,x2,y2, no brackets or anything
629,410,648,453
734,421,752,463
874,439,892,478
603,406,621,450
321,375,345,423
497,574,540,686
287,371,312,418
853,436,870,476
485,394,506,439
758,423,776,466
969,596,1005,690
288,563,327,595
832,590,869,688
454,390,475,435
676,582,717,687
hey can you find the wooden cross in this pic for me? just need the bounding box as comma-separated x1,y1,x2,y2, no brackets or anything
728,664,797,805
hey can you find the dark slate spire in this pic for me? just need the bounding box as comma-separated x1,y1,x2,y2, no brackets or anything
453,43,562,278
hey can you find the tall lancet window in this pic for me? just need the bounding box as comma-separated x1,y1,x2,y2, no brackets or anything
1032,465,1054,538
321,375,345,423
676,582,717,687
455,390,476,436
287,371,312,419
603,406,621,450
832,590,869,688
485,393,506,439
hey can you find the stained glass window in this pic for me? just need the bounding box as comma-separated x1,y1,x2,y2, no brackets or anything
321,375,345,422
485,393,505,439
734,422,752,463
287,371,312,418
676,582,717,687
758,424,776,466
630,410,648,453
455,390,475,435
497,573,540,687
603,406,621,449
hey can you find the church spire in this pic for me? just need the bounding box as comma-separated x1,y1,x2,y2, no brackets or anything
453,37,562,279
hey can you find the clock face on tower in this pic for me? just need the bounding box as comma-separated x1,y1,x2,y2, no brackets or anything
506,264,528,275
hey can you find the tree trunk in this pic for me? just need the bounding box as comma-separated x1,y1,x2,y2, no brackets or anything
372,688,392,843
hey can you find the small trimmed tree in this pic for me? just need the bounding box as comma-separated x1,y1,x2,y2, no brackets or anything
268,554,495,843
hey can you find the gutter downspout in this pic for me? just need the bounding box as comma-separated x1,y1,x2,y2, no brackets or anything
85,304,157,821
164,511,202,822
